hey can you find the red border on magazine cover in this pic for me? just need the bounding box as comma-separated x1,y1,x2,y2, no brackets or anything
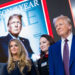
42,0,53,38
0,0,23,8
0,0,53,38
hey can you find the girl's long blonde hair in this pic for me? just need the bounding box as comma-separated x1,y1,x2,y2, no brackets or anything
7,39,31,74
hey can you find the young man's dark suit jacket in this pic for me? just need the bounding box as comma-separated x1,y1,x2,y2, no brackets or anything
0,34,33,63
49,35,75,75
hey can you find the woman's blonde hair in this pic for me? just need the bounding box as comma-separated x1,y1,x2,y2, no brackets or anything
7,39,31,74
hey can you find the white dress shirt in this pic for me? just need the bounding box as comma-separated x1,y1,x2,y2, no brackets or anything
61,33,73,59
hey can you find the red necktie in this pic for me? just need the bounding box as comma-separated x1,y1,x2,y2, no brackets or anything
63,39,69,75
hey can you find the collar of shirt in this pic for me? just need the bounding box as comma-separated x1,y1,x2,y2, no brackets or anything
9,33,20,40
61,32,73,59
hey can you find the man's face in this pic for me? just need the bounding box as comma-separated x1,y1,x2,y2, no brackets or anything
55,19,72,38
8,16,22,36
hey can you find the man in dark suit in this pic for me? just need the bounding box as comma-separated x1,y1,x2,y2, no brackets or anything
0,14,33,63
49,15,75,75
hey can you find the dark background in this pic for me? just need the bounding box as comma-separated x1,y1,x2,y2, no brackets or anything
0,0,75,41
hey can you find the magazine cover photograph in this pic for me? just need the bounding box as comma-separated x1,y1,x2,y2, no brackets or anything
0,0,52,62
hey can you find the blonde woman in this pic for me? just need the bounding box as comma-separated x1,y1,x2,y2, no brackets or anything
2,39,37,75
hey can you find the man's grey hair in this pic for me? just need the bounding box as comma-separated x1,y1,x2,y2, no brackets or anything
53,15,72,26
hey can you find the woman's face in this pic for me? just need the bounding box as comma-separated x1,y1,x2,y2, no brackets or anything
40,37,50,53
9,41,19,56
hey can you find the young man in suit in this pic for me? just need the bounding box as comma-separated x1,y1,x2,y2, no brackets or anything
0,14,33,63
49,15,75,75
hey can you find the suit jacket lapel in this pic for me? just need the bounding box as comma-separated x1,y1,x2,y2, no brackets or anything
69,35,75,68
56,40,65,74
6,34,12,41
58,40,63,63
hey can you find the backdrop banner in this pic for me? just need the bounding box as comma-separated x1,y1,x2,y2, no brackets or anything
0,0,53,56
